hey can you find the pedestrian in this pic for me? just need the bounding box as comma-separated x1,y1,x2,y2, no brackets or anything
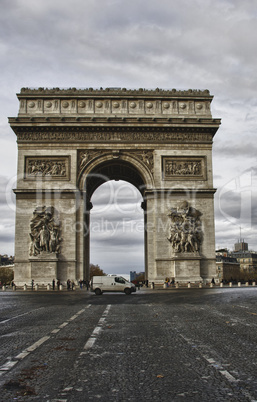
57,279,60,290
31,279,34,290
211,278,215,285
79,279,83,289
85,279,90,291
67,279,71,290
52,279,55,290
152,282,155,289
71,280,75,290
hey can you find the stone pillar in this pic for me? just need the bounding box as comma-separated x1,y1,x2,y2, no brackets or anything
30,252,58,285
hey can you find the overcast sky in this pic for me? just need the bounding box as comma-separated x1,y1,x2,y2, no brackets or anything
1,0,257,274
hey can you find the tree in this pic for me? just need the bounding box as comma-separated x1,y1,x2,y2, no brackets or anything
90,264,106,279
0,267,14,285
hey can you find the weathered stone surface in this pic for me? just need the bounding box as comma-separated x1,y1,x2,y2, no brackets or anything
9,87,221,285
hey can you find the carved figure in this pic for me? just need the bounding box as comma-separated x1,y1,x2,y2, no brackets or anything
27,159,67,177
80,152,89,167
167,201,202,253
29,206,62,256
136,151,154,173
165,160,202,177
39,225,50,251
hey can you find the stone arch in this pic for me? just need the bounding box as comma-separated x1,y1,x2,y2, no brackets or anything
10,87,220,286
78,152,154,197
79,153,152,280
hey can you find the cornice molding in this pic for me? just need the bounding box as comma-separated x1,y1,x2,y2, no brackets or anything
18,87,212,97
9,116,221,126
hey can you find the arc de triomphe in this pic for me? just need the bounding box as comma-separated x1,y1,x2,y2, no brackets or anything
9,88,220,286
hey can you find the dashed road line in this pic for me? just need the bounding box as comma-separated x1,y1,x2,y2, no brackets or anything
176,329,257,401
59,322,69,328
0,307,45,324
83,337,97,350
80,304,111,355
26,336,50,352
57,305,112,398
0,304,91,376
219,370,238,383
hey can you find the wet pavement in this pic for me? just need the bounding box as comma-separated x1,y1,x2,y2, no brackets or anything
0,287,257,401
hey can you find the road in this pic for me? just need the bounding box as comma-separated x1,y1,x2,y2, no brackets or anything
0,287,257,401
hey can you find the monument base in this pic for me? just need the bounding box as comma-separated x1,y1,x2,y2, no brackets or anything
172,253,202,283
29,252,58,285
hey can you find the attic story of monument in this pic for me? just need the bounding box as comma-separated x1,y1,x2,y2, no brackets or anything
9,87,221,285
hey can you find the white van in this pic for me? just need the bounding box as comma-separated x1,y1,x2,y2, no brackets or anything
91,276,136,295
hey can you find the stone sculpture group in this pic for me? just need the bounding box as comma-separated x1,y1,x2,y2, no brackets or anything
29,206,62,256
167,201,202,253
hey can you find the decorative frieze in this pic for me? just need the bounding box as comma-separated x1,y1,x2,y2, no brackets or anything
25,156,70,180
16,128,213,144
162,156,206,180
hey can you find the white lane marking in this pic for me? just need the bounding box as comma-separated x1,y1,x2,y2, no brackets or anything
83,337,97,350
15,351,30,360
51,328,60,334
176,331,257,400
220,370,238,383
0,305,91,374
98,317,105,324
0,360,17,371
81,305,111,354
0,307,45,324
59,322,68,328
26,336,50,352
92,326,102,336
69,315,79,321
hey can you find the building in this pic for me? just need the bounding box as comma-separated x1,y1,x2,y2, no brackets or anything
0,255,14,266
9,87,220,285
130,271,145,282
230,251,257,281
216,255,240,282
216,242,257,282
234,240,248,252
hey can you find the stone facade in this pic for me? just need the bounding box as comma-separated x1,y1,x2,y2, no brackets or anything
9,87,221,285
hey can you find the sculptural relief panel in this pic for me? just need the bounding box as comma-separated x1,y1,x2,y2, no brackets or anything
162,156,206,180
25,156,70,180
167,201,203,254
29,206,62,257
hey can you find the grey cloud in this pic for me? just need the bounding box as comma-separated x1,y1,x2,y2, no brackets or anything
1,0,257,268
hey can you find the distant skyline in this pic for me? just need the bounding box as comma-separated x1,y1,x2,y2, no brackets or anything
1,0,257,274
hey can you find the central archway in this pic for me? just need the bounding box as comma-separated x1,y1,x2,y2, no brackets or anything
79,154,153,281
90,179,144,276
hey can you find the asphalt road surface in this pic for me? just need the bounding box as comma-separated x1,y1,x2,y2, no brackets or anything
0,287,257,401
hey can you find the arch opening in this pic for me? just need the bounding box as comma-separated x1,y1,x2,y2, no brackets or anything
90,180,145,277
84,159,147,202
83,159,148,281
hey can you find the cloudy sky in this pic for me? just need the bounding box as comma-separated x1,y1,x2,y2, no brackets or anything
1,0,257,274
